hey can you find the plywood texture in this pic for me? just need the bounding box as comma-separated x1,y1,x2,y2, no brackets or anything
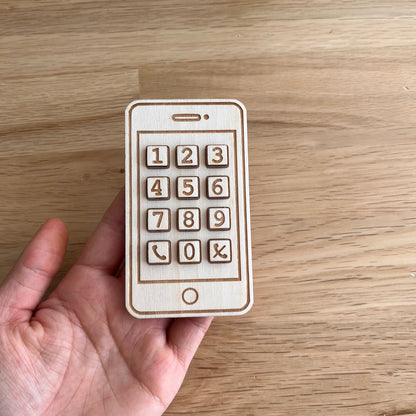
1,1,416,415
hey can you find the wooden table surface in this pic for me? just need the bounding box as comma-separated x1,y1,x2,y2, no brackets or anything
2,1,416,415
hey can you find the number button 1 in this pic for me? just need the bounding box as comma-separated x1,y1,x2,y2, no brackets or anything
176,145,199,168
146,145,169,168
147,208,171,232
207,207,231,231
206,145,229,167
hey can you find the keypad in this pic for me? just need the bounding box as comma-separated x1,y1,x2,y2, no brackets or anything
144,144,232,265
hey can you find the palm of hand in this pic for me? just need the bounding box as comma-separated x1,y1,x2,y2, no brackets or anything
0,191,212,416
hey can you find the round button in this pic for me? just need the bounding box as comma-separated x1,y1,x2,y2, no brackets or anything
182,288,199,305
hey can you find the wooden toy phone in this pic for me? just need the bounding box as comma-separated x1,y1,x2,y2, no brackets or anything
125,99,253,318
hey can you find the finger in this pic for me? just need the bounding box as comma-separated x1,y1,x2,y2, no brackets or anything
76,188,125,275
167,317,213,368
0,218,68,323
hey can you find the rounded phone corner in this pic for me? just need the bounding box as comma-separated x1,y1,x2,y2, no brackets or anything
125,301,144,319
227,99,247,115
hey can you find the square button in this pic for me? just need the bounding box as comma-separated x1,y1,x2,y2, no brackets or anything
207,207,231,231
147,177,170,200
207,176,230,199
146,145,169,168
147,241,171,264
177,176,200,199
176,145,199,168
147,208,171,232
208,239,232,263
177,208,200,231
206,145,229,167
178,240,201,264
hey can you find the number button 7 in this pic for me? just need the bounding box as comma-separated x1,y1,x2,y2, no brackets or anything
147,209,171,232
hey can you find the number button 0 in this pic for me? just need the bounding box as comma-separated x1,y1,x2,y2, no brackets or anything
207,207,231,231
206,145,229,167
206,176,230,199
176,145,199,168
146,145,169,168
146,177,170,200
177,208,200,231
177,176,200,199
178,240,201,264
147,208,171,232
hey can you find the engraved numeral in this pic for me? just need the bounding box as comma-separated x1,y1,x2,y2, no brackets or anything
207,207,231,231
147,209,171,232
177,176,200,199
147,177,170,200
206,145,229,167
176,145,199,168
177,208,200,231
146,146,169,168
178,240,201,264
207,176,230,199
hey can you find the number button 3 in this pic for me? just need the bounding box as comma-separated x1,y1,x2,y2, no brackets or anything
176,145,199,168
206,145,229,167
207,207,231,231
147,208,171,232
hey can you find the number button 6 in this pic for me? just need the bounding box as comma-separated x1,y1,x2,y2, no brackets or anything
206,176,230,199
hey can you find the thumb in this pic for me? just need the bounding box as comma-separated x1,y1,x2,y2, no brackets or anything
0,218,68,324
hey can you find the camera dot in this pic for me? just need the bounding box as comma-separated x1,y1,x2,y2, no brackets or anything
203,114,209,120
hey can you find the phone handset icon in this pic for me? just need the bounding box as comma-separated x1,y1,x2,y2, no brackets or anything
152,244,167,261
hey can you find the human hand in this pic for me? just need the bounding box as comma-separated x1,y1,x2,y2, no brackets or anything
0,190,212,416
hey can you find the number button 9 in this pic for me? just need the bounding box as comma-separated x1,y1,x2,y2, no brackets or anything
176,145,199,168
206,145,229,167
207,207,231,231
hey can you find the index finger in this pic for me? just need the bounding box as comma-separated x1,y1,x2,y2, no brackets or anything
76,188,125,275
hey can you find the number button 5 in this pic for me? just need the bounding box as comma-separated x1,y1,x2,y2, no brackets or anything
176,145,199,168
147,208,171,232
207,207,231,231
177,176,200,199
206,145,229,167
206,176,230,199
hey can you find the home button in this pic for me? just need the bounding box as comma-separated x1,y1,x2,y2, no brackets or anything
182,288,199,305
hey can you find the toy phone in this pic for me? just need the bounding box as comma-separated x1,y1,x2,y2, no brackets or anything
125,99,253,318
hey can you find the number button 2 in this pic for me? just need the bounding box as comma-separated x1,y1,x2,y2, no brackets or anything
176,145,199,168
146,177,170,200
207,207,231,231
177,176,200,199
206,145,229,167
147,208,171,232
146,145,169,168
206,176,230,199
177,208,200,231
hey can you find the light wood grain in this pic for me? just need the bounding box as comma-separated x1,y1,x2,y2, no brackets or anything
1,1,416,415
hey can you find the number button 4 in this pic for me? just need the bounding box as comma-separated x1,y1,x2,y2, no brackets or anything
147,208,171,232
176,145,199,168
207,207,231,231
177,176,200,199
146,145,169,168
177,208,200,231
147,177,170,200
178,240,201,264
206,145,229,167
207,176,230,199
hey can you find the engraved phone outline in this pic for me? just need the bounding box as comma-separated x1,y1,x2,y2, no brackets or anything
152,244,167,261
